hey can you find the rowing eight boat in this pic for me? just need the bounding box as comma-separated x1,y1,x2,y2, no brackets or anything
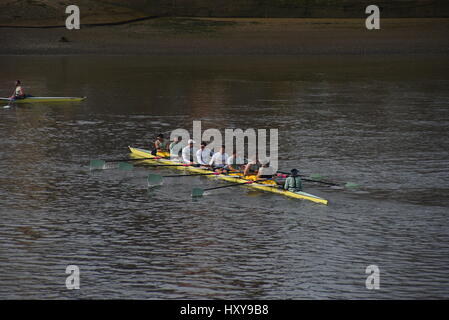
0,97,87,103
128,146,328,205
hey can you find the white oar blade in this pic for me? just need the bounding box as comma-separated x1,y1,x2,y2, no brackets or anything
310,174,324,180
345,182,360,189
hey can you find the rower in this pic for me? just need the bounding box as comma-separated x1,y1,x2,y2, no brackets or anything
284,169,302,192
182,139,197,165
10,80,26,100
209,145,229,173
169,136,184,159
153,133,169,156
226,151,244,171
196,141,211,167
243,158,261,177
257,161,275,180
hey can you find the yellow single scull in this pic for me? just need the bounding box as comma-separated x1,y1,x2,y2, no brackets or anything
0,97,86,103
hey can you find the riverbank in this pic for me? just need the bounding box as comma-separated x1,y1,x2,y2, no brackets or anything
1,17,448,55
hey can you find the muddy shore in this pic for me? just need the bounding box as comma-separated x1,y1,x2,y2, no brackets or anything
1,17,448,55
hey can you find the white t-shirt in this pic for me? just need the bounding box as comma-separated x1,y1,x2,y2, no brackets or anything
196,148,212,165
15,86,23,96
169,141,185,159
227,155,244,166
182,146,197,163
258,166,275,176
209,152,229,166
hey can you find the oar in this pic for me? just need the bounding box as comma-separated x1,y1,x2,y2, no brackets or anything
88,160,135,171
148,172,220,185
276,171,359,189
192,181,253,197
1,98,12,109
277,172,340,186
294,172,359,187
89,159,132,170
88,157,181,170
90,156,167,164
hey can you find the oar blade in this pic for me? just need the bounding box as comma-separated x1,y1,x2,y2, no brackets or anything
345,182,360,189
90,159,106,170
191,187,205,197
118,162,133,171
148,174,163,186
310,174,324,180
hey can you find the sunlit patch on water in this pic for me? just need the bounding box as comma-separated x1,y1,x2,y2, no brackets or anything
75,120,104,125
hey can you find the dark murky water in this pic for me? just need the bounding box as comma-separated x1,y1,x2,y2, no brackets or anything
0,55,448,299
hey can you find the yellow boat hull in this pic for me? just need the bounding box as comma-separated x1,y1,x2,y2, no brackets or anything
129,146,328,205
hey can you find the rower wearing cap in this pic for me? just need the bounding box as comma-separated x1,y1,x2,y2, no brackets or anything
257,160,275,180
209,145,229,172
284,169,302,192
182,139,197,165
196,141,212,167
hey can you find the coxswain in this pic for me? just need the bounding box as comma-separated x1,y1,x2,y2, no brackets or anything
284,169,302,192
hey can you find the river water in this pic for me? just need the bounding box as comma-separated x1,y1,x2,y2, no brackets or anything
0,55,448,299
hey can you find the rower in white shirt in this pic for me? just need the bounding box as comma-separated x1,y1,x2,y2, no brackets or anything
181,139,197,165
169,136,185,160
257,160,275,180
226,150,244,171
196,141,212,167
209,145,229,173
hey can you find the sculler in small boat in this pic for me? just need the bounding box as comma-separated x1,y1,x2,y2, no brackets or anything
9,80,28,100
